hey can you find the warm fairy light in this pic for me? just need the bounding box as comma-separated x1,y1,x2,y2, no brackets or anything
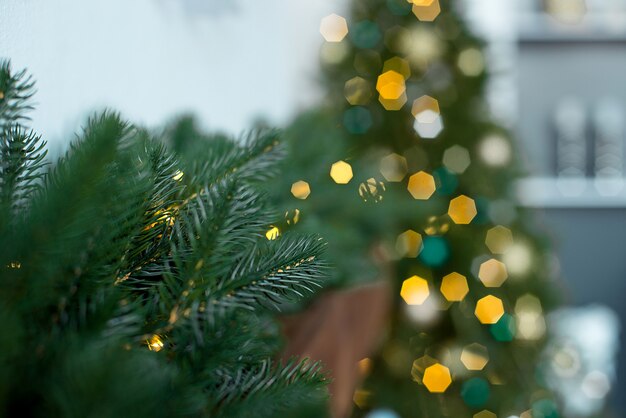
379,93,407,111
376,70,406,109
515,294,546,340
410,0,436,6
461,343,489,371
479,134,511,167
424,215,450,236
285,208,300,225
407,171,436,200
396,229,423,258
400,275,430,305
474,410,496,418
440,272,469,302
265,226,280,241
380,153,408,182
147,335,164,352
412,0,441,22
442,145,471,174
475,295,505,324
485,226,513,254
358,178,385,202
411,355,438,384
330,160,354,184
344,76,372,105
478,259,508,288
503,243,533,276
411,95,440,120
458,48,485,77
172,170,184,181
8,261,21,269
291,180,311,199
319,14,349,42
448,195,477,224
423,363,452,393
383,57,411,79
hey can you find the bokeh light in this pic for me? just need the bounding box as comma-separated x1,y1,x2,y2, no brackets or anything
407,171,436,199
461,377,490,408
440,272,469,302
291,180,311,199
330,160,354,184
448,195,477,224
478,258,508,287
485,226,513,254
461,343,489,371
396,229,423,258
400,275,430,305
443,145,471,174
475,295,505,324
265,226,280,240
423,363,452,393
412,0,441,22
380,153,408,182
344,76,372,105
320,14,349,42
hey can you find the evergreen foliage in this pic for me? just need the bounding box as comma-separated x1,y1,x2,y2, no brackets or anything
0,61,329,418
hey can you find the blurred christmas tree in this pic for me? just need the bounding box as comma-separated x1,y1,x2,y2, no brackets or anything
270,0,563,417
0,61,330,418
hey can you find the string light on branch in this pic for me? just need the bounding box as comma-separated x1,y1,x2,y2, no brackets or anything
147,335,164,352
320,14,349,42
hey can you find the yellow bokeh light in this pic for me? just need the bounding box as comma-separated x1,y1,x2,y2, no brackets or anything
475,295,505,324
358,358,372,377
379,92,407,111
411,355,438,384
478,259,508,288
291,180,311,199
380,153,408,182
400,275,430,305
147,335,164,352
344,76,372,105
448,195,477,224
353,389,371,409
440,272,469,302
172,170,184,181
358,178,385,203
410,0,436,5
396,229,423,258
330,160,354,184
376,70,406,104
407,171,436,200
265,226,280,241
461,343,489,371
412,0,441,22
458,48,485,77
320,14,349,42
383,56,411,79
376,70,405,92
485,226,514,254
474,411,497,418
442,145,471,174
412,95,440,121
423,363,452,393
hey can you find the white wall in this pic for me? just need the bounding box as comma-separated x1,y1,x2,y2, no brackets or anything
0,0,347,152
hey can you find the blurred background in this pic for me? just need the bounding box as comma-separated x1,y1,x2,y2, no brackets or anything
1,0,625,415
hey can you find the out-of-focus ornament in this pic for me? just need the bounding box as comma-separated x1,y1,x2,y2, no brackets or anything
291,180,311,199
458,47,485,77
490,313,516,342
461,377,490,408
478,134,512,167
422,363,452,393
265,226,280,240
485,226,513,254
380,153,408,182
396,229,423,258
461,343,489,371
443,145,470,174
358,177,385,202
475,295,504,324
400,275,430,305
344,77,372,105
440,272,468,302
344,106,373,134
407,171,436,199
330,160,354,184
448,195,477,224
412,0,441,22
320,14,349,42
478,258,508,287
419,236,449,267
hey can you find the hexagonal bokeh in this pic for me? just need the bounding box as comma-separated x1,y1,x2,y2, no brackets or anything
396,229,423,258
422,363,452,393
442,145,471,174
474,410,496,418
291,180,311,199
400,275,430,305
411,0,436,5
265,226,280,241
458,47,485,77
412,0,441,22
358,177,385,203
344,76,372,105
376,70,406,99
462,377,490,408
407,171,436,200
461,343,489,371
412,95,440,120
479,134,512,167
448,195,477,224
475,295,505,324
320,13,349,42
424,215,450,236
411,355,438,384
478,258,508,287
380,153,408,182
491,313,516,342
383,56,411,79
379,93,407,111
485,225,513,254
414,114,444,139
330,160,354,184
440,272,468,302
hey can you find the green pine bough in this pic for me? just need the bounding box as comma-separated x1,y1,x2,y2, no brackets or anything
0,61,329,418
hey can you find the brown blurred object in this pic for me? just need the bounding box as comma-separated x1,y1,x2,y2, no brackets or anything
281,280,392,418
